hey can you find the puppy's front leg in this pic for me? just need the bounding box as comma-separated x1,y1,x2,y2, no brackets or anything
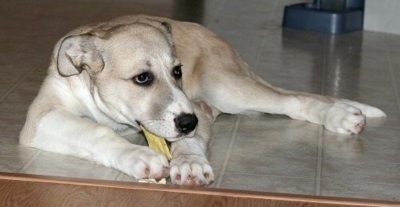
169,102,217,186
24,109,169,179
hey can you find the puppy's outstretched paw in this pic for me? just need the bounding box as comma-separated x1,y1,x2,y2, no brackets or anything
324,103,366,135
170,155,214,186
117,146,169,180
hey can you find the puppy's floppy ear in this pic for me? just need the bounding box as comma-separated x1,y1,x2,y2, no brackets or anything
160,22,177,55
160,22,174,43
57,35,104,77
161,22,172,36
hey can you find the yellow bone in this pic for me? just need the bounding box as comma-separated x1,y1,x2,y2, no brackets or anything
140,126,173,161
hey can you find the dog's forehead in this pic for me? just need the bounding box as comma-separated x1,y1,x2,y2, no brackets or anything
100,25,176,75
105,25,171,50
101,24,161,43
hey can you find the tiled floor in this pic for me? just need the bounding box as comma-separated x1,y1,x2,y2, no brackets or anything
0,0,399,202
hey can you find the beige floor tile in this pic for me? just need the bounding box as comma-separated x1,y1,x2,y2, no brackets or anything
321,179,400,201
220,173,315,195
322,159,400,185
22,151,121,180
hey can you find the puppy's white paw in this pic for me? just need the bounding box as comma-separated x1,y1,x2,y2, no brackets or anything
116,146,169,179
341,99,386,118
324,103,366,135
170,155,214,186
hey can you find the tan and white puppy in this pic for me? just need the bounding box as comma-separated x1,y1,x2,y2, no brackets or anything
20,15,386,186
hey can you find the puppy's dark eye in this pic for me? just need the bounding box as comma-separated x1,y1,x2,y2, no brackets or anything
172,65,182,80
133,72,154,86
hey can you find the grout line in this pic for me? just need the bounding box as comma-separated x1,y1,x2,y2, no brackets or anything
19,150,42,173
246,2,278,74
214,116,241,188
115,172,128,181
0,60,45,102
384,35,400,114
115,173,123,181
320,36,328,95
314,37,328,196
231,0,276,74
252,34,269,74
219,171,317,180
0,69,35,101
320,177,400,187
0,1,54,102
314,127,324,196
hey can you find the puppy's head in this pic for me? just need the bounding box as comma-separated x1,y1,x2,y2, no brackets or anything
56,21,197,141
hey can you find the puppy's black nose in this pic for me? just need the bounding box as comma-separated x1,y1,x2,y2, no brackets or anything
174,113,198,135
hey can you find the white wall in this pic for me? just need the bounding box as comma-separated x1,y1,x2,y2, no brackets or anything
364,0,400,34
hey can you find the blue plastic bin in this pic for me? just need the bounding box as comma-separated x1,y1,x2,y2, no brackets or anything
283,0,364,34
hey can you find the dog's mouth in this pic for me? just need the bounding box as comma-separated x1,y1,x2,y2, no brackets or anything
135,112,198,141
136,120,192,142
164,136,185,142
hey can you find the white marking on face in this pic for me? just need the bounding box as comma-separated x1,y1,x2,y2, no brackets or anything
144,53,194,139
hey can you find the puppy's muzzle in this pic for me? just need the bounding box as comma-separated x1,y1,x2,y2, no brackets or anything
174,113,198,135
